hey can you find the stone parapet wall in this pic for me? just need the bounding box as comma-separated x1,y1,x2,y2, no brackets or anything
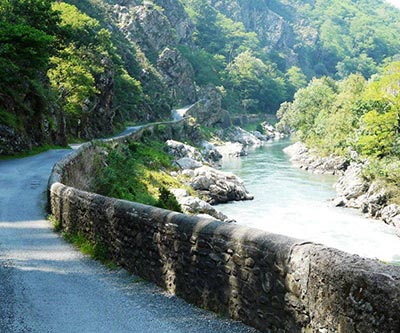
48,124,400,333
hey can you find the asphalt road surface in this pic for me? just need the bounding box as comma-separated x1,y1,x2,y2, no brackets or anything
0,146,258,333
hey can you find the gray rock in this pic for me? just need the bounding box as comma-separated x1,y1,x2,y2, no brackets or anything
381,204,400,225
259,122,287,141
171,189,228,221
392,216,400,229
189,166,253,204
335,164,368,199
175,157,203,170
283,142,308,159
223,127,262,146
284,142,348,175
201,141,223,164
0,125,29,155
215,142,246,158
166,140,203,161
363,182,388,217
250,131,268,141
186,86,231,128
332,196,347,207
157,47,197,104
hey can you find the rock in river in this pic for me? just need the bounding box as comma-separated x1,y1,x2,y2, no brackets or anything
188,166,254,204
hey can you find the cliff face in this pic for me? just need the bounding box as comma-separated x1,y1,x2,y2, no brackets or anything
210,0,298,66
112,1,197,106
0,86,67,155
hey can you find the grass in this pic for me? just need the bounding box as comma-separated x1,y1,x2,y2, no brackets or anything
0,144,69,160
0,108,19,130
48,214,62,232
94,138,184,211
48,214,118,269
243,123,258,132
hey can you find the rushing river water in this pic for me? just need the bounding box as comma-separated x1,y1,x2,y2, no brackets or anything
217,139,400,264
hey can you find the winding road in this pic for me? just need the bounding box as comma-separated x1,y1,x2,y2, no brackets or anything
0,125,257,332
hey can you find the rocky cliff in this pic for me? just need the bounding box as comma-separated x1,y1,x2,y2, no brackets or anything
210,0,299,68
112,1,197,105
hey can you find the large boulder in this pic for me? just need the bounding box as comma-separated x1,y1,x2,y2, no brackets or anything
283,141,308,159
381,204,400,228
170,189,229,221
189,166,253,204
201,141,223,164
250,130,269,141
166,140,203,161
215,142,246,158
223,127,262,146
335,163,369,200
360,182,388,217
175,157,202,170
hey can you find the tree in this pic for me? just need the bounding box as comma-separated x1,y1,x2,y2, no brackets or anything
225,51,287,113
356,109,398,157
286,66,307,98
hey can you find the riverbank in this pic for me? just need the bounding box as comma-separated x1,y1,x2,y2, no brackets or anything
216,139,400,262
163,123,287,220
284,142,400,235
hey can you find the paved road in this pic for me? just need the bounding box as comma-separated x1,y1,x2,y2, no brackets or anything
0,147,258,332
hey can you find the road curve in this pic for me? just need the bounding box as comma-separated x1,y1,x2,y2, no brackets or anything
0,144,258,332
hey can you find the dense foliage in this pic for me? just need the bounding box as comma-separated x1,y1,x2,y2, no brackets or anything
48,2,143,136
1,0,400,154
0,0,57,131
277,61,400,201
180,0,400,113
180,0,298,113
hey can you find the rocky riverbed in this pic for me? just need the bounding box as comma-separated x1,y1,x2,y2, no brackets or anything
165,139,253,222
164,124,284,222
284,142,400,235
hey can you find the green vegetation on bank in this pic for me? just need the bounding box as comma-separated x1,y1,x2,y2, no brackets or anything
94,137,183,212
180,0,400,113
0,0,58,134
277,61,400,202
48,2,143,136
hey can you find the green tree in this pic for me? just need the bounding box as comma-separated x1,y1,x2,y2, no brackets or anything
225,51,287,113
286,66,308,98
356,109,398,157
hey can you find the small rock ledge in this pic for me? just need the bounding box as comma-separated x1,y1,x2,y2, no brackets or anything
166,139,253,221
283,142,348,175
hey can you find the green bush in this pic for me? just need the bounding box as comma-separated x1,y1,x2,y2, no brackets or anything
156,187,182,213
94,140,182,207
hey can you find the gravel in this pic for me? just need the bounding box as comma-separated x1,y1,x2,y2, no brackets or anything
0,148,259,333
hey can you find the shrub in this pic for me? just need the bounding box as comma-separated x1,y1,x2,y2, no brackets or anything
156,187,182,213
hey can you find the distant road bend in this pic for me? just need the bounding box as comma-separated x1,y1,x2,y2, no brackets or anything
0,116,257,332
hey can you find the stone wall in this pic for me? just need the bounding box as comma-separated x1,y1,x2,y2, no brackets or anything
48,124,400,333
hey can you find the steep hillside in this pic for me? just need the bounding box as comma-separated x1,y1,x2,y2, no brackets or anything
1,0,400,155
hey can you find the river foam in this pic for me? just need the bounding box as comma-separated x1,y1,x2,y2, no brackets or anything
217,140,400,264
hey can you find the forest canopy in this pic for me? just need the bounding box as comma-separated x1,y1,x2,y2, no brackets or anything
1,0,400,154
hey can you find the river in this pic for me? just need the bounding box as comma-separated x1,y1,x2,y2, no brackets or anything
217,139,400,264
